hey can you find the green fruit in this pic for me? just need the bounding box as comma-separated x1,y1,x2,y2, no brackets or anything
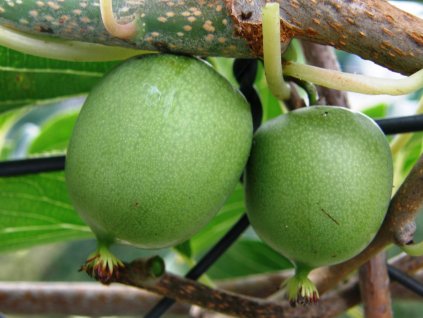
65,54,252,279
245,105,393,304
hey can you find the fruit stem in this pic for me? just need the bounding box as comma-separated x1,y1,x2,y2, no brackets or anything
284,62,423,96
282,264,319,306
262,3,291,101
0,24,149,62
80,241,125,284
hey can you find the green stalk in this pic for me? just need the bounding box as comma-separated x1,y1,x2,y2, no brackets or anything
284,62,423,96
262,3,291,101
99,0,137,40
0,24,150,61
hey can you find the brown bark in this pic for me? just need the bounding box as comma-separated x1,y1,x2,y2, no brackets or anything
0,282,189,316
117,259,287,318
1,254,423,317
0,0,421,74
359,252,393,318
229,0,423,75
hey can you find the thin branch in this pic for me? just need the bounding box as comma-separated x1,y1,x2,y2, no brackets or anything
0,283,189,316
1,254,423,317
0,0,421,74
229,0,423,75
116,259,287,318
358,252,393,318
235,253,423,318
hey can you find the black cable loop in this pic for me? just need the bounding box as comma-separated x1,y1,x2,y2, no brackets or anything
234,59,263,132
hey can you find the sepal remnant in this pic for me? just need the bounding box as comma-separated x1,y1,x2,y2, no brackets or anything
80,244,124,284
283,268,319,306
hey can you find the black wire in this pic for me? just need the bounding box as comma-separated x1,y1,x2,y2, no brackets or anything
387,264,423,297
1,114,422,178
0,155,65,177
233,59,263,132
376,114,423,135
144,214,250,318
233,59,258,87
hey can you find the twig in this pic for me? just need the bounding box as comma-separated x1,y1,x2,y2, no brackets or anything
0,282,189,316
116,259,286,318
300,42,350,107
358,252,393,318
1,254,423,317
219,253,423,299
195,253,423,318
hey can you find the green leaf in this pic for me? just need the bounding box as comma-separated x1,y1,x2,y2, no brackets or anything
362,103,389,119
0,46,116,113
0,172,92,252
28,111,78,155
207,239,293,279
401,132,423,176
189,184,245,256
175,240,192,259
207,57,237,86
0,107,30,159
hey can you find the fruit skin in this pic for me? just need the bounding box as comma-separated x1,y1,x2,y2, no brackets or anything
245,106,393,269
66,54,252,249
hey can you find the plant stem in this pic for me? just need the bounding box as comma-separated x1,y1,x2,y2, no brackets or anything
283,62,423,96
262,3,291,101
300,42,350,107
0,24,147,62
99,0,137,40
358,252,393,318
